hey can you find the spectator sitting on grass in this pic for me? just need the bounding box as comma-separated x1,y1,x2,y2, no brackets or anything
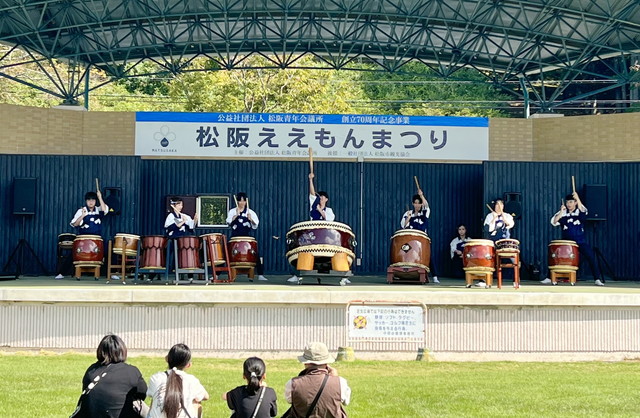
75,334,147,417
283,342,351,418
146,343,209,418
223,356,278,417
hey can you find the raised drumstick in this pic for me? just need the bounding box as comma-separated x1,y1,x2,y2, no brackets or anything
571,176,576,194
413,176,421,190
95,178,100,192
309,147,314,175
486,203,495,212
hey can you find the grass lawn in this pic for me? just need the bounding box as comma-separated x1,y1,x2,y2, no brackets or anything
0,353,639,417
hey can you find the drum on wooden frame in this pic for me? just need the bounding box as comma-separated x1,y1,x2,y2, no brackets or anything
389,229,431,270
112,233,140,256
73,235,104,265
58,233,76,249
201,233,227,266
548,240,579,271
228,236,258,267
462,239,495,272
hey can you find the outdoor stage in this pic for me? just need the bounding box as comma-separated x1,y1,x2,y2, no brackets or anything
2,275,640,362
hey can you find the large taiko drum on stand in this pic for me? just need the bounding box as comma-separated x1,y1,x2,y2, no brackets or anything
389,230,431,278
112,233,140,256
286,221,356,272
201,233,227,266
177,236,201,269
228,236,258,267
548,240,579,271
140,236,167,269
73,235,104,265
463,239,496,272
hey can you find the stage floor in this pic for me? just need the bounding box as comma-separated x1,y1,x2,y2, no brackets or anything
3,275,640,360
2,274,640,306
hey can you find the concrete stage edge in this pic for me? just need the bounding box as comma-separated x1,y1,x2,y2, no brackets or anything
2,276,640,362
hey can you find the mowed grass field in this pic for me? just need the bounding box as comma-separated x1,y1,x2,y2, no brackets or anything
1,353,639,417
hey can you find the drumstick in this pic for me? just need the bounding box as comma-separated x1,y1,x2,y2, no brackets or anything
571,176,576,194
413,176,421,190
486,203,495,213
95,178,100,192
246,197,250,213
309,147,314,174
233,194,238,208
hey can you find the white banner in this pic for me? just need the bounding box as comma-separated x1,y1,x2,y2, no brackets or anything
347,304,425,342
135,112,489,161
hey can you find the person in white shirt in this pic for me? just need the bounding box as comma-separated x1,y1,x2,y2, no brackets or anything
308,173,335,221
449,224,470,278
226,192,268,281
164,197,198,238
147,343,209,418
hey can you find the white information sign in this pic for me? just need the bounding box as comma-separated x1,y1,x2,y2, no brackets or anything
347,304,425,342
135,112,489,161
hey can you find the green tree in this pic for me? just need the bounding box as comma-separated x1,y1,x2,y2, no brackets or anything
359,62,513,117
167,55,366,114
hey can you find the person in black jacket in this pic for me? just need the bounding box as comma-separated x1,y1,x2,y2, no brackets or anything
77,334,147,417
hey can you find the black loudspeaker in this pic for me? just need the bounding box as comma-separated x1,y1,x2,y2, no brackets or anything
583,184,607,221
165,195,197,218
104,187,122,216
503,192,522,219
12,177,37,215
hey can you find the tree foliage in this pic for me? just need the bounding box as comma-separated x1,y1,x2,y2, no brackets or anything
0,46,515,117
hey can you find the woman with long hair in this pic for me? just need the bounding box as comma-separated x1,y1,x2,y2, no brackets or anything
147,343,209,418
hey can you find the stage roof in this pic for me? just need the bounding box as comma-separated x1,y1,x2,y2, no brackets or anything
1,0,639,108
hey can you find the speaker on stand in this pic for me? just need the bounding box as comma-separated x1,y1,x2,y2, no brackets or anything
583,184,614,281
3,178,48,277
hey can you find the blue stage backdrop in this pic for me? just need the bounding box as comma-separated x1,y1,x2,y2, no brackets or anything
0,155,636,279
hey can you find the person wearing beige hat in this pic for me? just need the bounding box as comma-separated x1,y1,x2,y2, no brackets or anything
283,342,351,418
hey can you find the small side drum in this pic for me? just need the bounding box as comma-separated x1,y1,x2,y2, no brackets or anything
140,236,167,269
201,233,227,266
495,238,520,255
177,236,201,269
58,233,76,249
389,230,431,270
548,240,579,271
73,235,104,265
463,239,495,272
112,233,140,256
228,237,258,267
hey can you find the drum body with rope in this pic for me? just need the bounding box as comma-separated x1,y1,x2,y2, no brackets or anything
140,235,168,269
201,233,227,266
462,239,496,272
286,221,356,272
73,235,104,265
548,240,579,271
228,236,258,267
389,230,431,279
58,233,76,250
112,233,140,256
495,239,520,255
177,236,201,269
